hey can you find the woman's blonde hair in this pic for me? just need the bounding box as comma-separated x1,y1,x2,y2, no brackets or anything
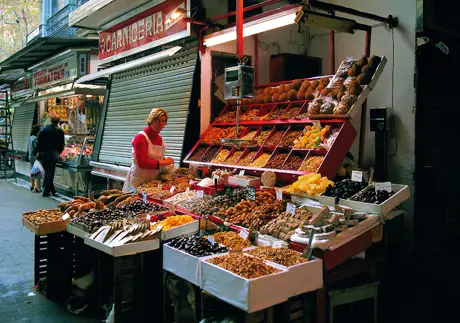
146,108,168,125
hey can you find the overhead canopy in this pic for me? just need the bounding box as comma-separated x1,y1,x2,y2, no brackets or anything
0,37,99,73
69,0,153,30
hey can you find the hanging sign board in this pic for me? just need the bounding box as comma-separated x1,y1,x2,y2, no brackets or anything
31,55,82,90
98,0,190,64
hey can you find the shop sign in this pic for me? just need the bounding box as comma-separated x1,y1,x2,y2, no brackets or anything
32,56,79,89
99,0,190,64
11,75,32,100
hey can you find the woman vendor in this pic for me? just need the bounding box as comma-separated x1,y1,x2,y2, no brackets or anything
122,108,174,191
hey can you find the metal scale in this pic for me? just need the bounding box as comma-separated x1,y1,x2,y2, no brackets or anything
221,58,255,147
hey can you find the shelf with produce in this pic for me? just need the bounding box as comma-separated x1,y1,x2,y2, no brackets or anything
184,119,356,181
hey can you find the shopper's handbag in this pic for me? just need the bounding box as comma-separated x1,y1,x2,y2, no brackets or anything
30,160,45,179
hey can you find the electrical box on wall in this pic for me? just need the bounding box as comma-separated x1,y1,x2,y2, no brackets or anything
224,65,255,100
270,54,321,83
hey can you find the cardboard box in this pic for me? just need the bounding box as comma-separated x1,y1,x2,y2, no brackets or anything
22,215,69,236
84,236,160,257
200,254,289,313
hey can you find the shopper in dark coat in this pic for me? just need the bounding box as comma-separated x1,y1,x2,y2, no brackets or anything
36,115,64,197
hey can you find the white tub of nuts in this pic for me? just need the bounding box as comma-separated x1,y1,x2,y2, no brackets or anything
228,175,261,187
244,246,323,297
200,253,289,313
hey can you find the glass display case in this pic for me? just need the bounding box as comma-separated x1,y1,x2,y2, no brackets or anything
60,134,94,168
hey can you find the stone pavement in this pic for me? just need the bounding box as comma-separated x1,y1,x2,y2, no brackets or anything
0,179,96,323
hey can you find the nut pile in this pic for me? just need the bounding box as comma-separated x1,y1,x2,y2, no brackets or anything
225,151,244,165
266,107,285,120
265,131,285,146
350,188,395,204
212,231,251,250
202,147,220,162
281,107,301,120
266,153,288,169
206,254,279,279
241,108,259,121
188,146,208,161
164,190,199,205
250,153,271,168
23,209,63,225
211,149,231,164
281,155,304,171
245,247,307,267
237,151,257,166
255,129,273,145
240,130,258,141
216,110,236,122
298,156,324,172
324,179,368,199
202,128,228,144
280,130,303,147
160,176,191,191
259,209,314,241
169,235,228,257
226,126,248,139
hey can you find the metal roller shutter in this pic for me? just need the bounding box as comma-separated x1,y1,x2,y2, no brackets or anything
99,43,197,166
12,102,36,153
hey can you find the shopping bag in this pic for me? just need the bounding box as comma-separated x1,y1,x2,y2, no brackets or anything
30,160,45,179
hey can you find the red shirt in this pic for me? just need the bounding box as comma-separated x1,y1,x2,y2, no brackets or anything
132,126,163,169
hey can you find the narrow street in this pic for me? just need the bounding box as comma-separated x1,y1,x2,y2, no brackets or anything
0,180,96,323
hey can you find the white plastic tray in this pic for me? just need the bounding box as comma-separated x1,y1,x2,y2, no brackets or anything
161,220,199,240
66,224,89,238
84,236,160,257
200,254,289,313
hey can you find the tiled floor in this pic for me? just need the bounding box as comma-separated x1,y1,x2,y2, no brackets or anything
0,180,96,323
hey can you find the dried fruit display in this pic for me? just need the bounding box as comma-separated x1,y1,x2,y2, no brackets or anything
241,108,259,121
286,173,333,196
179,189,249,216
226,126,248,139
151,215,194,231
164,190,199,205
280,130,302,147
259,209,314,241
254,129,272,145
298,156,324,173
216,110,236,122
280,107,301,120
240,130,258,141
324,179,368,199
206,254,279,279
237,151,257,166
266,153,288,169
23,209,63,224
265,130,285,146
294,125,330,149
169,235,228,257
211,149,231,164
350,188,395,204
202,147,220,162
250,153,271,168
212,232,251,250
280,155,304,171
245,247,307,267
188,146,208,161
225,151,244,165
266,107,285,120
202,128,228,144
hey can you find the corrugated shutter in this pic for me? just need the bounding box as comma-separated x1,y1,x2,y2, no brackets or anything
98,43,197,166
12,102,36,153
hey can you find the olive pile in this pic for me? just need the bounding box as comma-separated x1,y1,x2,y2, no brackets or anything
324,179,368,199
351,188,394,204
118,200,167,214
169,235,228,257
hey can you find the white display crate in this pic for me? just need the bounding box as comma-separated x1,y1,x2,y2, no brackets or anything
200,254,289,313
163,243,202,286
161,220,199,240
84,236,160,257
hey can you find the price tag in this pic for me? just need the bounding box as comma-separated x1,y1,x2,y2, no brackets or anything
239,170,245,176
142,192,147,203
246,186,256,200
286,203,296,215
272,240,284,249
189,179,194,185
375,182,392,192
170,185,175,193
225,186,233,197
239,229,249,240
351,171,363,182
208,235,216,244
312,120,321,128
157,183,162,190
185,187,190,193
128,185,137,195
62,213,70,221
197,190,204,198
275,189,283,201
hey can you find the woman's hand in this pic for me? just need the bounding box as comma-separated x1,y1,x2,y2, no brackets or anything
159,157,174,166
